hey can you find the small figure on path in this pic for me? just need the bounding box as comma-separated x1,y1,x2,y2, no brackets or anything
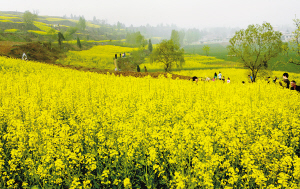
22,52,27,61
144,66,147,72
137,65,141,72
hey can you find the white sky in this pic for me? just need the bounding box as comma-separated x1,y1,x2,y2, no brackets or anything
2,0,300,29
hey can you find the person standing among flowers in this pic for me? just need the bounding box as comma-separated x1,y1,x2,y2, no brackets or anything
192,76,198,83
218,71,222,80
290,80,300,92
248,75,253,83
279,73,290,89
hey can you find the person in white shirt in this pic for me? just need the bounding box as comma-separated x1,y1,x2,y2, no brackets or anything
22,52,27,61
218,71,222,80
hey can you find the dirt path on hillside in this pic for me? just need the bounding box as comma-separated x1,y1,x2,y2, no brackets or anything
51,63,193,80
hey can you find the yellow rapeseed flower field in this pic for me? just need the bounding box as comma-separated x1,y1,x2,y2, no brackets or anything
27,30,49,35
4,29,19,33
0,16,20,20
0,56,300,188
33,21,58,33
55,45,138,69
141,54,243,72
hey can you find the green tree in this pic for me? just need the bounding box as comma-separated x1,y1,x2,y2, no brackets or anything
23,11,37,28
64,27,78,41
202,45,210,56
281,42,289,57
126,31,146,47
151,39,185,72
227,22,282,82
148,39,153,53
77,36,82,49
117,21,122,31
185,28,201,44
171,30,180,46
179,30,185,46
47,28,57,49
77,17,86,31
288,18,300,65
116,48,149,71
135,32,145,46
58,32,65,49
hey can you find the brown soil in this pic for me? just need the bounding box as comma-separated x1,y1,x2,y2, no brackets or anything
53,63,192,80
0,41,26,55
8,42,63,63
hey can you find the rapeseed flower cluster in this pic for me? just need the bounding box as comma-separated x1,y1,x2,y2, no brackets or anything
0,56,300,188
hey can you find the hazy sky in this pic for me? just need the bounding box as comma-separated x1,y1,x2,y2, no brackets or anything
2,0,300,29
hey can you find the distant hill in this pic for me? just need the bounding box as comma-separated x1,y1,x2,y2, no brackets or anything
0,11,127,42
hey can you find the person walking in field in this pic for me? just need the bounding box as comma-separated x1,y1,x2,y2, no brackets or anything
218,72,222,80
248,75,253,83
227,77,230,83
137,65,141,72
144,66,147,72
273,76,278,83
192,76,198,83
290,80,300,92
22,52,27,61
214,72,217,79
279,73,290,89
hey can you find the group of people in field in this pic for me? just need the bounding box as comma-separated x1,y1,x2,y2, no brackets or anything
192,71,231,83
192,71,300,92
249,72,300,92
277,73,300,92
